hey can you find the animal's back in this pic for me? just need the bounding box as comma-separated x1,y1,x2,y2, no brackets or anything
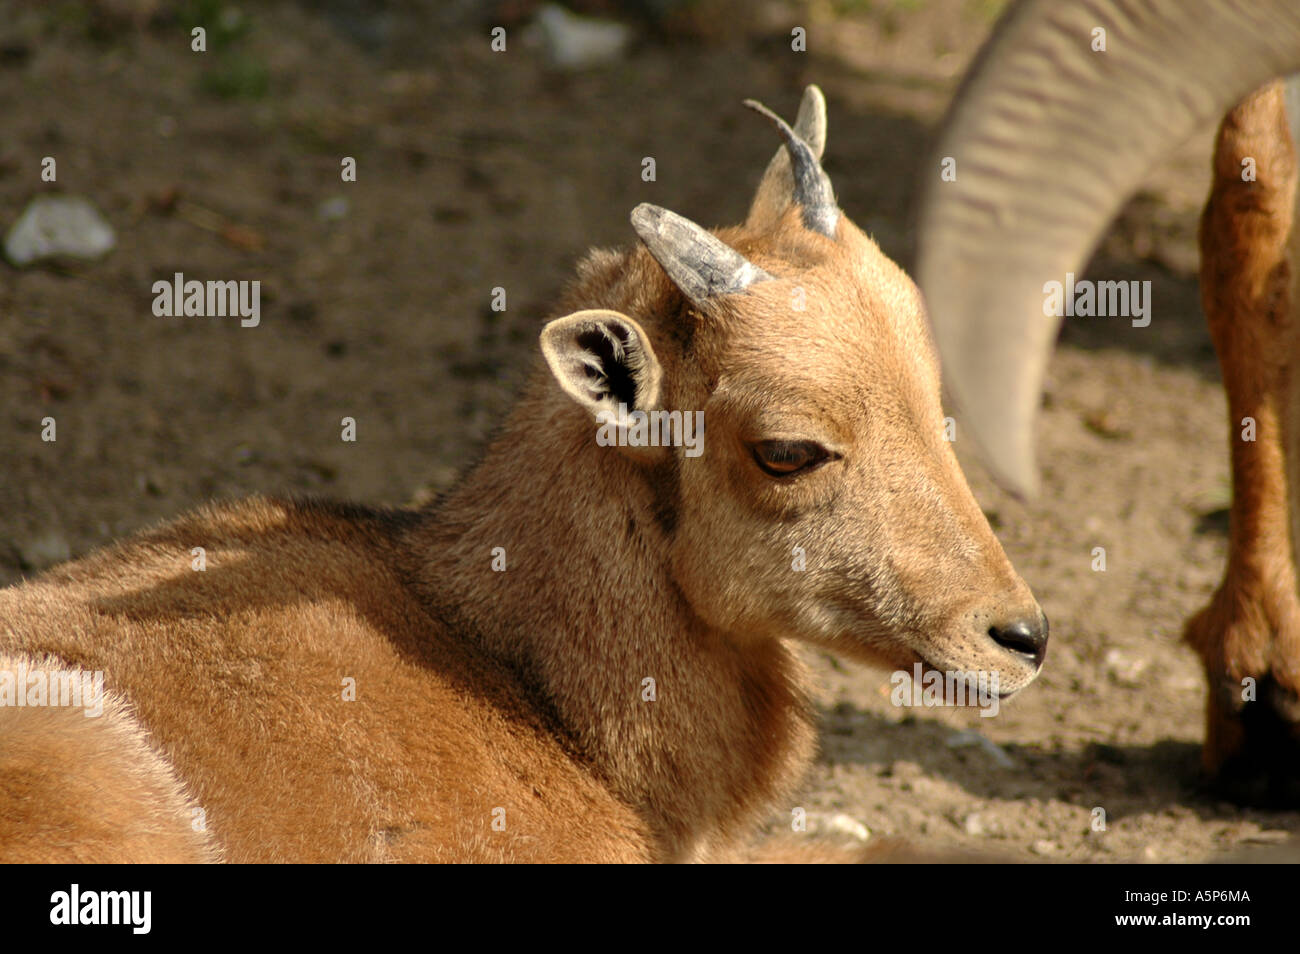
0,496,649,862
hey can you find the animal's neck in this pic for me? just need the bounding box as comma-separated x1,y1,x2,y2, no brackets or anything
411,384,815,860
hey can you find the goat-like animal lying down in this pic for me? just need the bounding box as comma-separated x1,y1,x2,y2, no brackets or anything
0,88,1047,862
917,0,1300,798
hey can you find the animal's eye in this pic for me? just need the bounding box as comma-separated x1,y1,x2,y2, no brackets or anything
751,440,833,477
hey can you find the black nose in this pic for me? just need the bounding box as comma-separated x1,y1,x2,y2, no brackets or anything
989,614,1049,666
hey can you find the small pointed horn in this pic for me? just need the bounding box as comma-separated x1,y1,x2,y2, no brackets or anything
743,97,839,237
630,203,772,303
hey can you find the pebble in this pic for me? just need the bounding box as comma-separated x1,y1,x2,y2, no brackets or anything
825,813,871,843
805,811,871,842
1103,648,1150,686
947,730,1016,768
4,195,116,266
529,4,630,70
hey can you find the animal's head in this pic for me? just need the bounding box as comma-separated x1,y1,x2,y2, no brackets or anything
540,87,1047,695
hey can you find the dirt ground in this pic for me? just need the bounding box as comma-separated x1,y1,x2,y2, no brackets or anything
1,0,1297,862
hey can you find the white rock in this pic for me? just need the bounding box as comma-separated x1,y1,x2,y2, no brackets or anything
824,813,871,843
1103,648,1150,686
5,195,116,267
947,729,1015,768
531,4,630,70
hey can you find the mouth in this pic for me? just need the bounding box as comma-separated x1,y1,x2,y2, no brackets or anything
810,615,1030,701
911,652,1020,703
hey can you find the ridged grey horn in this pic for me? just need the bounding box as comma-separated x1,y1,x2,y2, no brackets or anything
630,203,772,303
749,85,828,229
916,0,1300,498
743,97,839,237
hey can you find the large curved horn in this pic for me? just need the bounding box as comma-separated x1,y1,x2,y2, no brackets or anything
744,96,839,237
631,203,772,302
917,0,1300,497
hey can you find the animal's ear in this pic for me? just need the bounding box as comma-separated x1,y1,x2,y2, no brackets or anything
540,309,665,458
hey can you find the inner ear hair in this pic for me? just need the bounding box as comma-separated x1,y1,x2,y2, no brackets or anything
540,309,663,416
575,325,639,408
